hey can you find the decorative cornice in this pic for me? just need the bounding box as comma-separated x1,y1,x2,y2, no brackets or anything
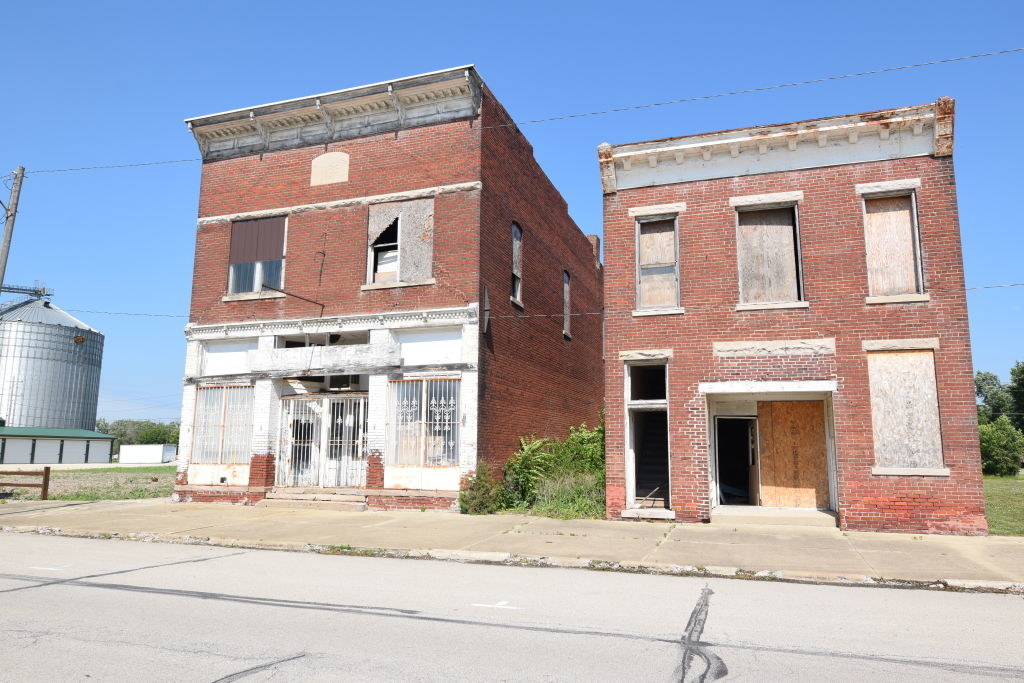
600,99,954,193
197,182,482,225
186,66,483,161
186,304,479,340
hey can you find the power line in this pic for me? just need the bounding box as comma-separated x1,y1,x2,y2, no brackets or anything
17,46,1022,176
60,281,1024,320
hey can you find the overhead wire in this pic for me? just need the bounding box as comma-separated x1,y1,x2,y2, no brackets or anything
14,47,1023,175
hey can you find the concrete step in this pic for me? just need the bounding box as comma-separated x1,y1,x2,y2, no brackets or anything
256,498,368,512
265,492,366,503
709,506,838,528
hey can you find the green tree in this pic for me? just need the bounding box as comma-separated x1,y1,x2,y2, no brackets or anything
1008,362,1024,431
976,371,1014,425
136,424,180,445
979,416,1024,476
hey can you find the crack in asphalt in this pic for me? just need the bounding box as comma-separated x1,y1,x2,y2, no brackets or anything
211,653,307,682
676,586,727,682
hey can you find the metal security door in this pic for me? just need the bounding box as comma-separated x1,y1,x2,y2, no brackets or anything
280,398,322,487
323,396,368,487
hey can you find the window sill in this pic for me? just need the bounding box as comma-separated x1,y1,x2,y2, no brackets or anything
735,301,809,311
865,293,931,305
221,291,287,302
361,278,436,291
632,307,685,317
621,508,676,520
563,331,572,340
871,466,950,477
509,296,524,309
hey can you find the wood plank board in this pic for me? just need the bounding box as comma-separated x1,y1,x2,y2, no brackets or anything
864,196,918,296
737,208,799,304
757,401,829,508
867,350,944,468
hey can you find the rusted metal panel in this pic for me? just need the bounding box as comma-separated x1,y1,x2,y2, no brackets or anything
864,195,918,296
867,350,944,468
737,208,799,304
757,401,828,508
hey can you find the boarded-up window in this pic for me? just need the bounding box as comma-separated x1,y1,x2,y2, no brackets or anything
229,217,285,293
637,219,678,309
367,199,434,284
562,271,571,337
736,207,800,304
864,195,920,296
192,386,254,464
867,350,943,468
511,223,523,301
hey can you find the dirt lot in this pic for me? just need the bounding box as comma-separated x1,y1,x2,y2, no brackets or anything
0,466,175,502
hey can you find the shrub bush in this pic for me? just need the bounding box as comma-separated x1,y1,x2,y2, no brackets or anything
458,464,502,514
980,416,1024,476
531,471,605,519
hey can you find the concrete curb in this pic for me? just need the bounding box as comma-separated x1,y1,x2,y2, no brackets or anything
4,523,1023,595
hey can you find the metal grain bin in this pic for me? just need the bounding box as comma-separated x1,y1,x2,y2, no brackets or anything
0,299,104,430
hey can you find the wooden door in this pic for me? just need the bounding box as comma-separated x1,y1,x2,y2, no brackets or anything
757,401,829,509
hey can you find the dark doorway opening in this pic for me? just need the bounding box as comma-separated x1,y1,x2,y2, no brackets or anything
632,410,669,508
716,417,757,505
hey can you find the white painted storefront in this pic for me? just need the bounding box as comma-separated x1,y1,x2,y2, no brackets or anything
177,305,479,493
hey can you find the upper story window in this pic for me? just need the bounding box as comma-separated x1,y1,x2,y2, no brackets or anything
735,206,803,305
366,199,434,287
511,223,524,305
636,217,679,309
862,193,922,297
562,270,571,338
228,217,285,294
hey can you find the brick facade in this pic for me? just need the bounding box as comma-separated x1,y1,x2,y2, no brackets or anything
602,106,986,534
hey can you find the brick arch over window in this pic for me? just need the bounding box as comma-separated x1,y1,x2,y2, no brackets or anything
310,151,350,186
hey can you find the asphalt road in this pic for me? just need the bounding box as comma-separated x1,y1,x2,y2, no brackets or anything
1,534,1022,681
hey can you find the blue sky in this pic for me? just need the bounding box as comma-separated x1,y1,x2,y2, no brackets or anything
3,1,1022,421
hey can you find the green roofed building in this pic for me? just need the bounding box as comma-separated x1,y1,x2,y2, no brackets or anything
0,426,115,464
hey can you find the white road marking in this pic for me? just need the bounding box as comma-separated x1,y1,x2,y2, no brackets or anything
471,600,522,610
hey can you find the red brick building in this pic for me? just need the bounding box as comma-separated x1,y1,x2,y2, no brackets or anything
174,67,602,510
599,99,986,534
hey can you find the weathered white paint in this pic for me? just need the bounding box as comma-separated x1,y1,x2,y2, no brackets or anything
247,339,400,376
862,338,940,351
871,466,950,477
310,152,350,186
384,466,462,491
202,339,258,376
713,338,835,357
360,278,437,291
627,202,687,217
865,293,931,305
631,307,686,317
605,105,938,191
618,349,674,361
699,380,837,394
855,178,921,195
196,182,482,226
735,301,810,311
187,463,250,486
729,191,804,208
394,327,462,366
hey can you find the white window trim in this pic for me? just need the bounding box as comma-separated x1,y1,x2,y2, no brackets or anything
368,215,401,286
856,178,921,195
628,202,687,217
861,337,940,351
226,215,288,296
871,466,950,477
865,293,931,305
729,190,803,208
735,301,809,311
632,307,686,317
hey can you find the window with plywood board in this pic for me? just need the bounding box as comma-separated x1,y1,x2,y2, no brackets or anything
636,217,679,309
736,206,802,304
867,350,944,469
863,194,922,296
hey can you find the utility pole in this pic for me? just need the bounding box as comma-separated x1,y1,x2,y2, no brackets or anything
0,166,26,290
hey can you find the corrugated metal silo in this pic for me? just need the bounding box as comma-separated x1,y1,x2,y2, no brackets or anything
0,299,104,430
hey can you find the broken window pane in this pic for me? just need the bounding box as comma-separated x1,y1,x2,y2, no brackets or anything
630,364,666,401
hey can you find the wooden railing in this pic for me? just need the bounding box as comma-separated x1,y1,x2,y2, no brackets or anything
0,466,51,500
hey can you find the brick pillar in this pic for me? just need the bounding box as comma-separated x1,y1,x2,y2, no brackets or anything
248,454,276,488
175,468,188,486
366,450,384,489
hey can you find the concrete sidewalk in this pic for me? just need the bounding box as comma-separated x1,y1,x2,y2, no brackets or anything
2,498,1023,592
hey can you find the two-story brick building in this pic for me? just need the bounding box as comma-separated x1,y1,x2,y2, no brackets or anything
599,99,987,534
174,66,603,510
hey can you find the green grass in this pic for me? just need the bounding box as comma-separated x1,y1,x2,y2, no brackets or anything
984,474,1024,536
1,465,176,502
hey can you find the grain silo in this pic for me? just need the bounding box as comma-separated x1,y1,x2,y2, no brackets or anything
0,298,104,430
